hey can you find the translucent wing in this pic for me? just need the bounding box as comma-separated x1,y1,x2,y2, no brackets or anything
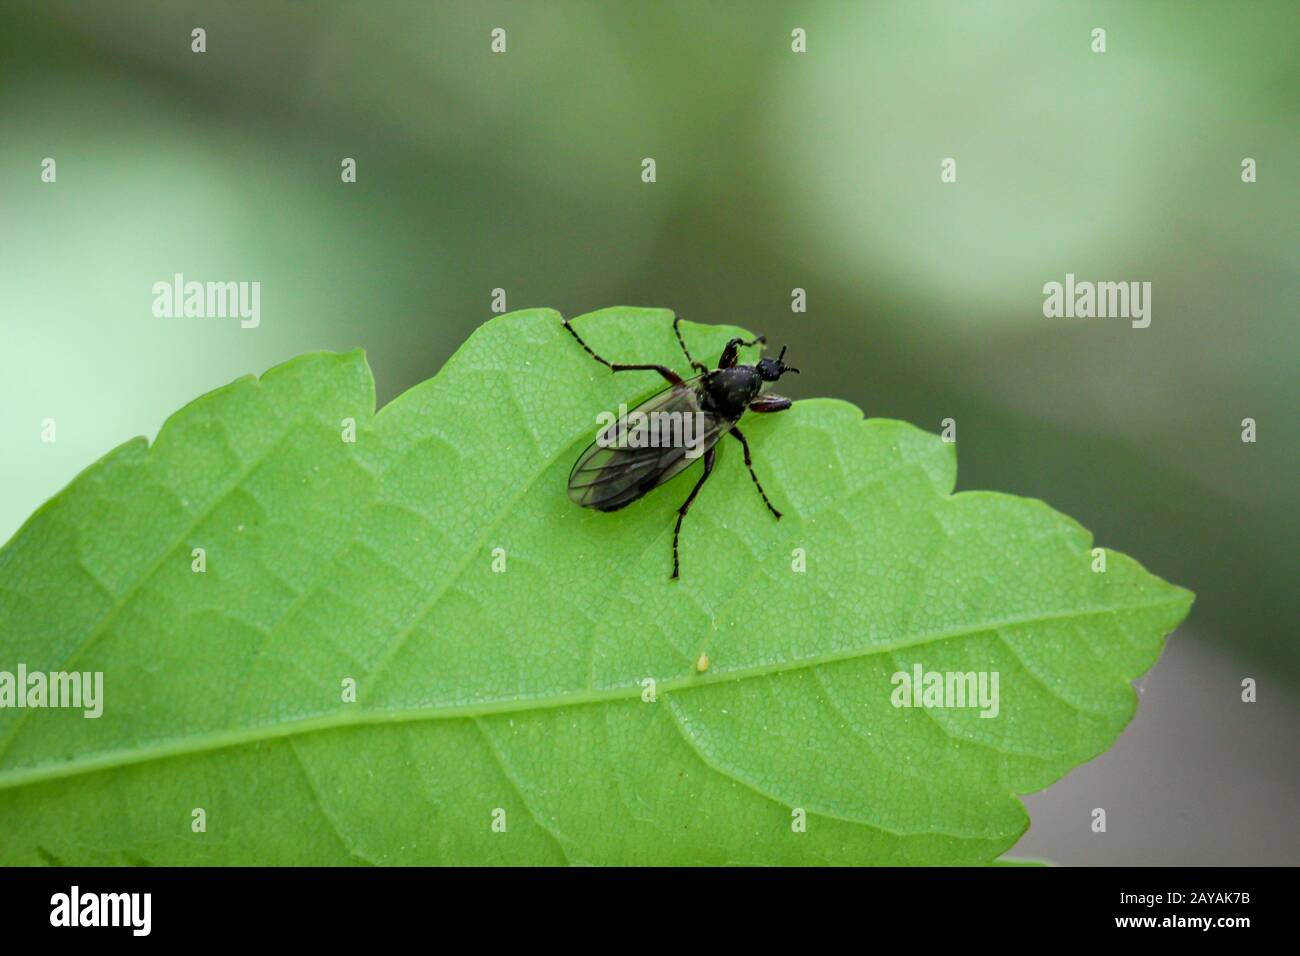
568,377,733,512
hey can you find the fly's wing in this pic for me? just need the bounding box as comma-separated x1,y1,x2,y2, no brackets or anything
568,377,731,511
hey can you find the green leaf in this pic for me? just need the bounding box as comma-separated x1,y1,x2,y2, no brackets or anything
0,307,1191,865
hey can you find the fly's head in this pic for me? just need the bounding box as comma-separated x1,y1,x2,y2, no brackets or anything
757,345,799,382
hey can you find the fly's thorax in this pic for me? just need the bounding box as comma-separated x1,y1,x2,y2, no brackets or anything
702,366,761,418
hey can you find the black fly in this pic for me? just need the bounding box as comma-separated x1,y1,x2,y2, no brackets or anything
564,315,798,579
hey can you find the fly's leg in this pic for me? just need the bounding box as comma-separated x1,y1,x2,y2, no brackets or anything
563,317,683,385
717,334,767,369
729,426,782,519
673,316,709,374
748,394,792,413
672,447,716,579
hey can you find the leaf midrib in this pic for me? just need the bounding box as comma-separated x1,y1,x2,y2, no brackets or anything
0,595,1186,791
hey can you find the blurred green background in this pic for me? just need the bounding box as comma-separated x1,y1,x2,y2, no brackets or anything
1,1,1296,864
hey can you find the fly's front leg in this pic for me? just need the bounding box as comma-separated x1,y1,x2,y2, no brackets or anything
563,317,683,385
671,447,716,579
748,394,792,413
717,334,767,369
729,426,781,519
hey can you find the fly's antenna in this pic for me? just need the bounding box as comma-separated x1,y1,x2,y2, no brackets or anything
776,345,799,374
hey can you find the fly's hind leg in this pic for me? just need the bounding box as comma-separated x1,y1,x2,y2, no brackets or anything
672,447,716,579
729,426,782,519
563,317,683,385
673,316,709,374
